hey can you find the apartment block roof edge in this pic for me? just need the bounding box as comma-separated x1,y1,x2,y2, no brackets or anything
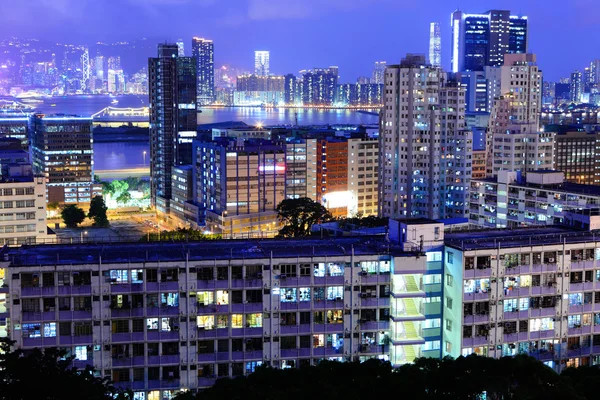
4,236,421,268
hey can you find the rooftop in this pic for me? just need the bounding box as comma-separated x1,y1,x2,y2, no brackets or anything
6,237,415,267
445,226,600,251
473,176,600,197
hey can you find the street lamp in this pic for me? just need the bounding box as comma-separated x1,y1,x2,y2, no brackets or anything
80,231,88,243
143,150,147,165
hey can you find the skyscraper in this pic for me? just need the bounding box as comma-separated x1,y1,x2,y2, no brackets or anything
570,71,582,103
371,61,386,84
80,47,90,91
192,37,215,105
378,54,472,219
254,51,270,76
429,22,441,67
148,44,197,216
451,10,528,73
176,39,185,57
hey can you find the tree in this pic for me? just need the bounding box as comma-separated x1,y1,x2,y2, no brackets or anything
276,197,332,238
101,181,115,197
88,196,109,227
47,202,60,211
112,180,129,196
61,205,86,228
116,191,132,206
0,339,131,400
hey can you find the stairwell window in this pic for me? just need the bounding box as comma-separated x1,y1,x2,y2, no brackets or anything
446,274,453,287
447,252,454,265
445,319,452,332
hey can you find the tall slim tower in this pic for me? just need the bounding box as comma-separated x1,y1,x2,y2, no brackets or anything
570,71,582,103
378,54,471,219
148,44,197,216
176,39,185,57
254,51,270,76
371,61,386,84
81,47,90,91
429,22,441,67
192,37,215,105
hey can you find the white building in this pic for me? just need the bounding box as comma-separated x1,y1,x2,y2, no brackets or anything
347,137,379,217
378,54,471,220
470,170,600,228
254,51,270,77
428,23,441,68
0,161,48,245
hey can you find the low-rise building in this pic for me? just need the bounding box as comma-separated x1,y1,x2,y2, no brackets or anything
1,228,442,398
470,170,600,228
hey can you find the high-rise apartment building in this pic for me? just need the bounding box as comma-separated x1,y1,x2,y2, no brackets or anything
429,23,441,67
571,71,583,103
30,114,100,205
378,54,471,219
371,61,386,84
347,138,379,217
451,10,528,73
301,68,338,106
148,44,197,216
192,38,215,105
254,51,270,76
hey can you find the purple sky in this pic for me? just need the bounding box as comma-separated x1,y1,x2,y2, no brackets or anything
0,0,597,81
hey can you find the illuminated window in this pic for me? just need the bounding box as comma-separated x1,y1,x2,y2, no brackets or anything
312,334,325,348
22,323,41,338
197,316,214,330
216,290,229,305
216,315,228,329
197,291,214,305
246,313,262,328
146,318,158,331
75,345,88,361
43,322,56,338
231,314,243,328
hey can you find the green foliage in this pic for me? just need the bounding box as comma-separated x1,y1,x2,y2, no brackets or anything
101,181,115,197
276,197,332,238
47,202,61,211
141,228,221,242
178,356,592,400
88,196,109,227
61,205,86,228
112,180,129,195
116,191,132,205
0,339,131,400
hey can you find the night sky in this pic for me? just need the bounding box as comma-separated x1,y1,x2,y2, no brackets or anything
0,0,597,81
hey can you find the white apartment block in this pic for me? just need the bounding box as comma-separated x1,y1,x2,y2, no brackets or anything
348,138,379,217
379,54,471,220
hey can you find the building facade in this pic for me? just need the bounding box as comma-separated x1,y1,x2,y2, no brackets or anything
469,171,600,228
30,114,99,205
429,23,441,68
2,227,445,398
254,51,270,77
445,226,600,370
192,38,215,106
550,126,600,185
451,9,528,73
194,138,286,238
148,44,197,216
378,54,471,220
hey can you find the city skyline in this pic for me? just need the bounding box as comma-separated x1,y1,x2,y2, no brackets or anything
0,1,599,81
